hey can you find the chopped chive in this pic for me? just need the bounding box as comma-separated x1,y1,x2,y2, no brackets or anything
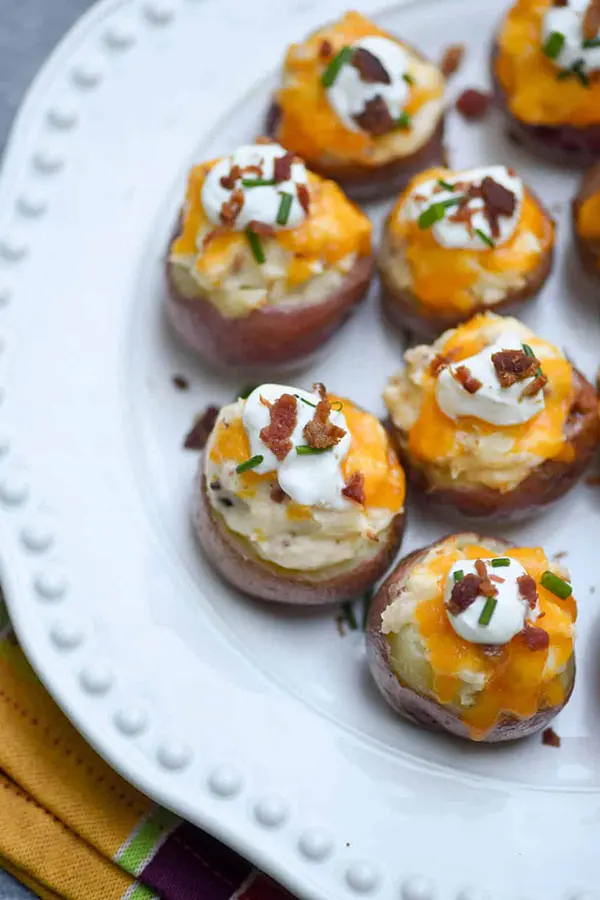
402,72,415,85
542,31,565,59
437,179,454,191
395,111,412,130
236,454,264,474
241,177,276,187
583,37,600,49
478,596,498,626
331,401,343,411
557,59,590,86
276,192,293,226
453,569,464,582
341,601,358,630
246,227,265,264
540,570,573,599
295,394,317,408
238,384,258,399
321,45,353,88
521,343,543,377
475,228,494,248
295,445,331,455
418,197,463,229
361,588,374,631
491,557,510,568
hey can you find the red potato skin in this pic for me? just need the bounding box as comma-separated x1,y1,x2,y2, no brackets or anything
266,102,447,203
572,161,600,279
378,192,555,340
194,472,406,606
366,533,576,742
166,253,374,369
491,39,600,167
391,369,599,520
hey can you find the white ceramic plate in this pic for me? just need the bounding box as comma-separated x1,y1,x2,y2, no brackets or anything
0,0,599,898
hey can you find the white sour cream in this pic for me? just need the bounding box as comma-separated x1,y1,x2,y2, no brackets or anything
326,36,410,133
201,143,309,232
435,331,546,426
242,384,351,509
401,165,524,251
542,0,600,76
445,557,538,645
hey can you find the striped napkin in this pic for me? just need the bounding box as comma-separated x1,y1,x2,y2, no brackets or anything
0,599,292,900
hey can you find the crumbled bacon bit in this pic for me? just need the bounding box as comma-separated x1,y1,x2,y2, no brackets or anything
353,95,396,136
583,0,600,40
475,559,498,597
517,573,538,609
521,624,550,651
489,574,505,584
242,163,263,178
480,176,517,238
440,44,465,78
303,397,347,450
491,349,538,387
270,483,288,504
542,727,561,748
183,406,220,450
259,394,272,408
202,225,229,248
313,382,327,399
259,394,298,461
274,151,294,184
220,164,241,190
351,47,391,84
429,353,453,376
297,183,310,214
452,365,482,394
455,88,492,120
447,573,483,616
319,39,333,59
342,472,366,505
220,188,244,226
248,220,275,237
520,373,549,399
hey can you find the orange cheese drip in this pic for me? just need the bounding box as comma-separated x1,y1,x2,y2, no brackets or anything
209,396,405,513
495,0,600,126
408,314,575,470
275,11,443,166
414,543,576,739
388,168,554,313
170,164,371,289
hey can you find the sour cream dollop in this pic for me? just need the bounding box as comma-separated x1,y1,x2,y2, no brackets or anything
435,331,546,426
325,36,410,133
401,165,524,251
201,143,309,232
542,0,600,77
445,557,537,645
242,384,351,509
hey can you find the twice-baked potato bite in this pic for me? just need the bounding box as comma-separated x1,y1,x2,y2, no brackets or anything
195,382,406,605
493,0,600,165
167,142,373,368
379,165,555,338
384,313,599,518
573,160,600,276
267,11,446,200
366,532,577,742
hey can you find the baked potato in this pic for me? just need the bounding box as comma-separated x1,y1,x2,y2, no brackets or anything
194,382,406,605
166,141,373,369
379,164,555,339
384,313,599,519
492,0,600,166
366,532,577,742
266,11,446,201
573,160,600,277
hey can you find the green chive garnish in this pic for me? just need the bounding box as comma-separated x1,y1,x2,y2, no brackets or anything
331,401,343,411
558,59,590,86
276,192,293,227
542,31,565,59
236,454,264,474
395,111,412,130
453,569,464,582
241,178,276,187
238,384,258,400
341,601,358,630
361,588,374,631
321,45,353,88
540,570,573,599
418,197,462,229
437,179,454,191
475,228,494,248
491,557,510,568
521,343,543,377
403,72,415,85
583,37,600,49
478,596,497,626
246,228,265,264
295,394,317,408
296,445,331,455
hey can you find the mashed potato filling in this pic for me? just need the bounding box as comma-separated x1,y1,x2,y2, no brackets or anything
381,534,576,739
384,313,575,492
205,396,405,571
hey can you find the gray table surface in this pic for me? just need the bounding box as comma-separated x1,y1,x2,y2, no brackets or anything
0,5,97,896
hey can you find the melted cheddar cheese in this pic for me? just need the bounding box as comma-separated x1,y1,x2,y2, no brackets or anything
495,0,600,126
576,189,600,262
385,168,554,313
404,540,576,739
275,11,444,167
